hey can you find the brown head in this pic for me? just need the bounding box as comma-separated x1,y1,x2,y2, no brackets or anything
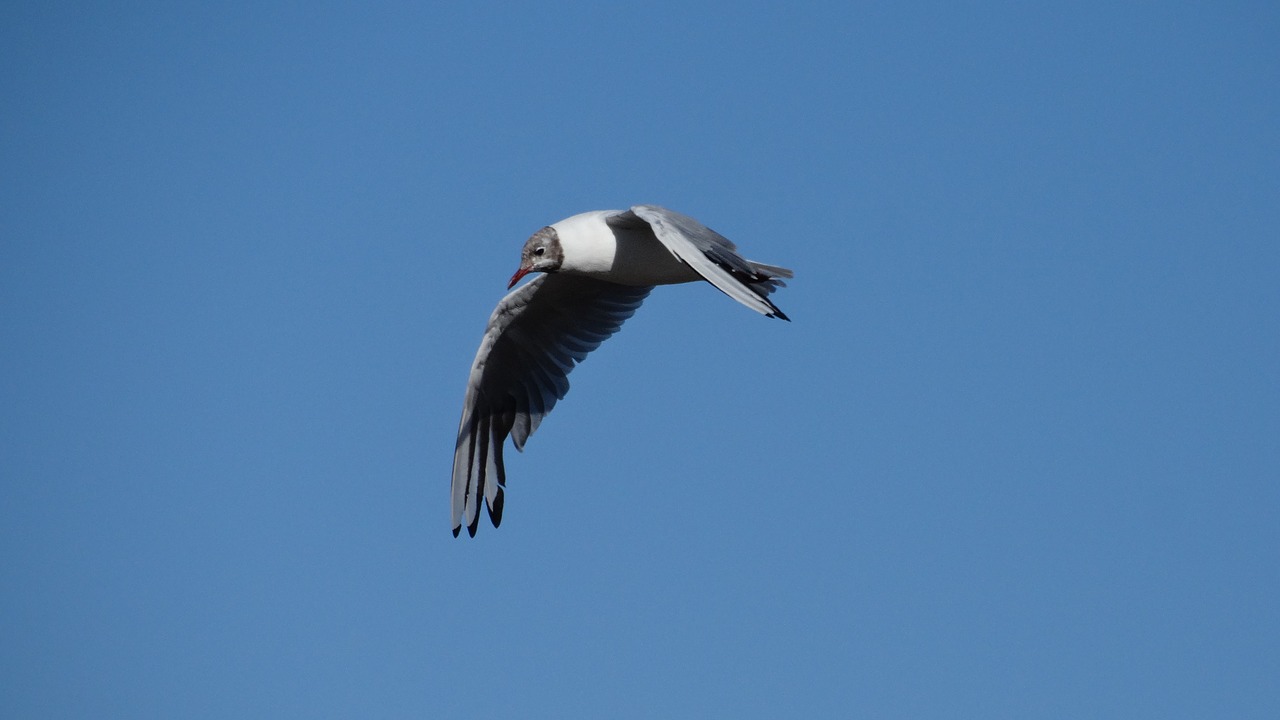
508,226,565,288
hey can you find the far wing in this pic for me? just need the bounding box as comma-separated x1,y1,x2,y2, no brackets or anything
621,205,791,319
451,274,651,537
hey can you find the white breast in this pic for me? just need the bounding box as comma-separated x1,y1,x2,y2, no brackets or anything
553,211,700,287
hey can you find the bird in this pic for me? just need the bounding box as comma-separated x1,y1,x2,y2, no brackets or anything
451,205,792,537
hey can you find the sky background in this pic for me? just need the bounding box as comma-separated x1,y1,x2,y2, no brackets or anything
2,1,1278,717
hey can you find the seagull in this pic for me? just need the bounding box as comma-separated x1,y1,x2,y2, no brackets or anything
451,205,792,537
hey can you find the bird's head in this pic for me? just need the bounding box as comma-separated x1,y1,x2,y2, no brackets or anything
508,226,564,288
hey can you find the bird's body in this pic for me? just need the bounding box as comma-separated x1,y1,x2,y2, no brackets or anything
451,205,791,537
550,210,701,285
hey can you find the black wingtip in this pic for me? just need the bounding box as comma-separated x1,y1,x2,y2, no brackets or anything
452,525,461,538
488,489,505,528
772,308,791,322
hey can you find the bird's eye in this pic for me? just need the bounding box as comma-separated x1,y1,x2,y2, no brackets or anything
534,247,545,256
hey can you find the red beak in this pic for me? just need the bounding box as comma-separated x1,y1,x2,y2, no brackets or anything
507,267,531,289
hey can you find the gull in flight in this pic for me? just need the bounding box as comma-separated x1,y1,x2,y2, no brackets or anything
451,205,792,536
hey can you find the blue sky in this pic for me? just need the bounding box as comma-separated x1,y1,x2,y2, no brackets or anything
2,1,1277,717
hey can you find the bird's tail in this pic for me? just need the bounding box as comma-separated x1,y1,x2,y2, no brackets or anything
745,261,793,298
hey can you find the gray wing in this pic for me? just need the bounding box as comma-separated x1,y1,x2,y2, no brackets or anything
451,274,652,537
616,205,792,320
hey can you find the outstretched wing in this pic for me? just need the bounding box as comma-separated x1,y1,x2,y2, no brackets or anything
614,205,792,320
452,274,651,537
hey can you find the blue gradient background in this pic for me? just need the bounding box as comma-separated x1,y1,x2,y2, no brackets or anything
3,2,1277,717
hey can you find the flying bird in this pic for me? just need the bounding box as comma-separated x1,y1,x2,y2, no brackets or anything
451,205,792,537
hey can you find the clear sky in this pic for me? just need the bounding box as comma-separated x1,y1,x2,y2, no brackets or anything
2,1,1277,717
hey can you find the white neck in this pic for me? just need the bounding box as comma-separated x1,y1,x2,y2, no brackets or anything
552,211,620,274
